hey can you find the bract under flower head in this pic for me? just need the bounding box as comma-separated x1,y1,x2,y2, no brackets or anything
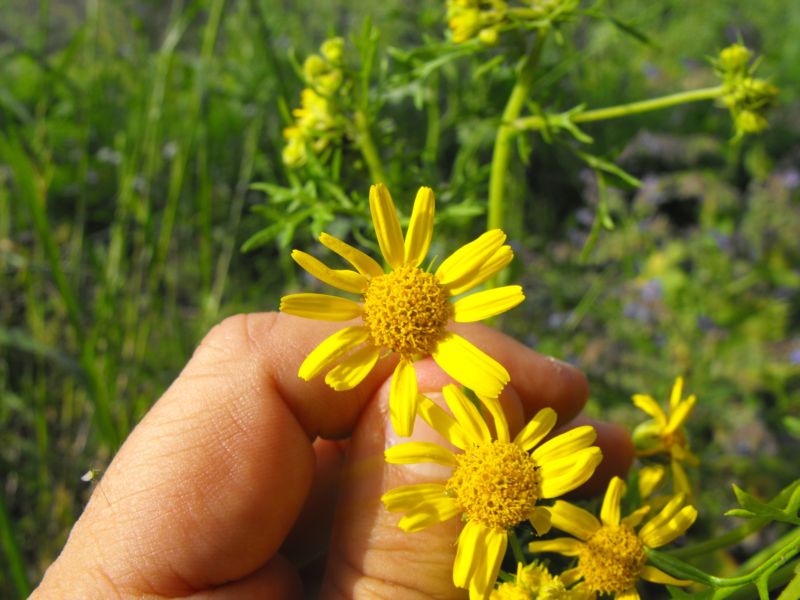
529,477,698,599
382,385,603,599
281,184,525,436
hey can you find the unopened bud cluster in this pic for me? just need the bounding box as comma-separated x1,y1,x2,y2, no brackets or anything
714,43,779,139
446,0,578,45
282,38,348,168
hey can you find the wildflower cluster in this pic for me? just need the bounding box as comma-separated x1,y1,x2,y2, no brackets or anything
446,0,578,45
282,38,348,168
714,43,779,139
280,182,710,598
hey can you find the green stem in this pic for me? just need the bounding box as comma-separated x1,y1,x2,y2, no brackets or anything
670,481,800,560
355,109,387,185
517,85,725,131
487,31,548,232
573,85,725,123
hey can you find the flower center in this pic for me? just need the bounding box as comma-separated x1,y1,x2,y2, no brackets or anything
361,265,451,357
578,524,647,594
446,441,540,530
662,429,688,450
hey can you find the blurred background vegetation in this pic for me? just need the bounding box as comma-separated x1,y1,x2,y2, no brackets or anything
1,0,798,596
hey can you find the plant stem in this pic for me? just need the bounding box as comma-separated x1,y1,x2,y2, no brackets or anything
487,31,548,232
573,85,725,123
517,85,725,131
355,109,388,184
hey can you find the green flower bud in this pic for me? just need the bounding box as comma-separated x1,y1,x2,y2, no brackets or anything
303,55,327,81
718,43,751,74
478,26,499,45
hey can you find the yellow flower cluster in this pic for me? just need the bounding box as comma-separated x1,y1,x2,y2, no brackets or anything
714,43,779,139
281,182,700,598
446,0,579,45
282,38,347,168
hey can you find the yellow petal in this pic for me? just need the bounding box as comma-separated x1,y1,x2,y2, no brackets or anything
616,589,640,600
469,526,507,598
442,384,491,444
369,183,404,269
669,376,685,412
514,408,557,452
539,447,603,498
291,250,369,294
325,344,380,390
319,232,383,277
560,567,583,586
435,229,506,289
482,396,510,443
665,394,696,434
632,394,668,428
280,293,363,321
397,497,461,532
640,565,693,586
385,441,457,466
528,537,584,556
432,333,509,399
453,520,482,589
452,285,525,323
548,500,600,540
671,460,693,498
298,326,370,381
403,186,435,267
382,482,447,511
532,425,597,462
528,506,552,535
640,505,697,548
622,506,652,529
638,464,667,499
390,359,419,437
417,394,471,450
447,244,513,296
600,476,626,527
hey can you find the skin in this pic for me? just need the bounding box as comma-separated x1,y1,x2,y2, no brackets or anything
31,312,633,599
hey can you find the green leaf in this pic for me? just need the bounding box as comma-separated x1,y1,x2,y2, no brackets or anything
575,150,641,188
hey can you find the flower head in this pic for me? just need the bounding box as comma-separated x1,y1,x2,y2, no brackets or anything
529,477,697,599
382,384,603,598
632,376,698,498
281,184,524,436
491,562,593,600
713,43,779,140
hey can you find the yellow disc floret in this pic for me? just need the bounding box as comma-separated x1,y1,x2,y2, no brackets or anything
446,440,540,530
578,524,647,594
362,265,451,357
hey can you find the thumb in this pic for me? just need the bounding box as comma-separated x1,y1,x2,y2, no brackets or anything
321,360,466,599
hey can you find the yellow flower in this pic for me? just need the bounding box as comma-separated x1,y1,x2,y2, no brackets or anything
281,184,524,436
382,384,603,598
632,376,699,498
491,562,593,600
529,477,697,599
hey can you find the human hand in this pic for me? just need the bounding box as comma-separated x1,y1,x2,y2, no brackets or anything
31,312,633,599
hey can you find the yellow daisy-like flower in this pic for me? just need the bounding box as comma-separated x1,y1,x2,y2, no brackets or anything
632,376,699,498
529,476,697,599
491,562,593,600
382,384,603,599
280,184,524,436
